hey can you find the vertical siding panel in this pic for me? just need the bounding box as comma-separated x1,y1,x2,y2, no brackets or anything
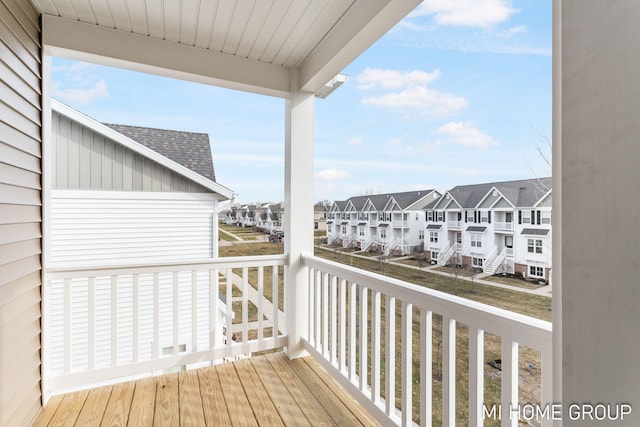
56,114,69,188
133,154,143,190
0,1,42,426
79,127,92,188
112,143,123,189
102,138,113,189
68,121,81,187
122,149,133,190
91,134,102,188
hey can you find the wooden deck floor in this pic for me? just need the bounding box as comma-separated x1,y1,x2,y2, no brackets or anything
33,352,381,426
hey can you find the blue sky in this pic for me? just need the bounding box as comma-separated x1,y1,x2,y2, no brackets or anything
51,0,551,204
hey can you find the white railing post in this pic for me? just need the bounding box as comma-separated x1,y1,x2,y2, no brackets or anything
284,80,313,359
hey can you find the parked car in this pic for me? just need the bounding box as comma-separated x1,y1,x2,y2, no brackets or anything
269,231,284,242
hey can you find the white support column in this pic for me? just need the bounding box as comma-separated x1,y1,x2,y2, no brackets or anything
284,71,314,359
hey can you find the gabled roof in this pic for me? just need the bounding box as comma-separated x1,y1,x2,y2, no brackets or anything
105,124,216,182
448,178,552,209
52,99,233,199
341,190,436,212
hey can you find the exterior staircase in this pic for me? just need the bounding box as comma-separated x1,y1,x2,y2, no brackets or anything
483,247,505,274
437,242,455,266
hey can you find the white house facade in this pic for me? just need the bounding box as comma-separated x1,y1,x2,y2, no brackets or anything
327,190,440,255
47,101,234,383
425,178,552,281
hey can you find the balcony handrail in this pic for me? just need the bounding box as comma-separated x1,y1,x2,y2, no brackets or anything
301,254,552,426
48,254,288,279
301,253,552,427
44,255,288,395
301,254,551,346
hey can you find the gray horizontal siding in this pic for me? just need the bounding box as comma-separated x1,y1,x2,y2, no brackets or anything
53,112,209,192
0,0,42,425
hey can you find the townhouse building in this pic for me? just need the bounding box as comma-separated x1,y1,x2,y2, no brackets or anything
425,178,552,281
327,190,440,255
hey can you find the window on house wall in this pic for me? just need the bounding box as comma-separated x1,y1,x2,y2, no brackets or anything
437,211,444,222
427,211,434,221
429,231,438,243
415,213,419,220
359,226,365,237
431,251,438,260
506,212,513,223
528,238,543,253
472,257,484,267
471,234,482,248
328,224,332,233
541,212,551,224
419,230,424,239
481,211,488,223
342,226,347,234
466,211,474,223
403,213,408,221
529,265,544,277
522,211,531,224
380,229,387,239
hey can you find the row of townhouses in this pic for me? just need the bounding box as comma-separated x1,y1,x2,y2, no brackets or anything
225,202,328,232
326,190,441,255
327,178,552,281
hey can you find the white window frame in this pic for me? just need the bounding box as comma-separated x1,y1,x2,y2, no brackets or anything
429,231,438,243
419,230,424,239
471,234,482,248
480,211,488,223
431,251,438,260
541,212,551,224
380,228,387,239
359,226,365,237
522,211,531,224
528,238,543,254
472,257,484,268
529,265,544,278
427,211,434,221
437,211,444,222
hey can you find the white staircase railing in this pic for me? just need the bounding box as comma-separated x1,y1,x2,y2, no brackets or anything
362,235,376,252
343,233,356,248
485,247,508,275
482,246,499,274
384,237,402,255
437,241,455,266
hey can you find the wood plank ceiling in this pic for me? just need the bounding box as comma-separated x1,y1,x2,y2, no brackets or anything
29,0,354,68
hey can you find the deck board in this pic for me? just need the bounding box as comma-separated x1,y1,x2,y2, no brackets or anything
197,366,233,426
264,352,337,426
32,352,381,427
233,358,285,426
154,373,179,427
127,377,156,427
101,380,135,427
178,370,206,427
75,385,112,426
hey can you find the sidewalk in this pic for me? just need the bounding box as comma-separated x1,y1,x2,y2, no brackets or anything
316,245,552,297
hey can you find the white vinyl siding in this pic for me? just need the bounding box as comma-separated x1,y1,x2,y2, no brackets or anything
0,1,43,425
50,191,217,266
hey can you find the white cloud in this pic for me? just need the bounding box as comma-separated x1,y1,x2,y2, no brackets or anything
436,121,499,149
357,68,441,90
347,136,363,146
315,168,351,180
362,86,468,119
498,25,527,39
410,0,518,28
52,79,109,105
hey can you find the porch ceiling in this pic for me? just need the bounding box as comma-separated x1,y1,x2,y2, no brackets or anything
30,0,422,97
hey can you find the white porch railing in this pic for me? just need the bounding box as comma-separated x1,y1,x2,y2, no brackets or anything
45,255,287,395
392,220,409,228
302,254,553,427
362,235,377,252
343,233,357,248
447,220,461,229
384,237,402,255
494,222,514,232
